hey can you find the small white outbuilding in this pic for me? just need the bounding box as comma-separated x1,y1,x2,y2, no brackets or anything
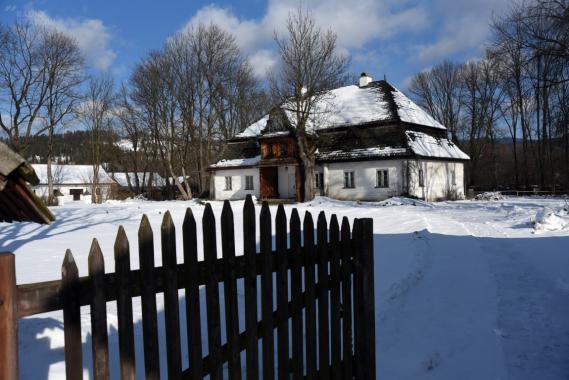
31,164,115,204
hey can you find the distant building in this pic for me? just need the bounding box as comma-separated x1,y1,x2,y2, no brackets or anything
0,142,54,223
111,172,166,191
31,164,115,204
208,74,469,202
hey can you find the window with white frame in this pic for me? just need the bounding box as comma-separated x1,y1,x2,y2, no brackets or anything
224,176,232,190
343,171,355,188
245,175,254,190
451,170,456,186
418,168,424,187
376,169,389,188
314,172,323,189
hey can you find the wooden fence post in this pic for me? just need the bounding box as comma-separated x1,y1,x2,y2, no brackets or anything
354,218,376,379
0,252,18,380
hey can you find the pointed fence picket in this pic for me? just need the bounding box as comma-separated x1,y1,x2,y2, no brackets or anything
0,195,376,379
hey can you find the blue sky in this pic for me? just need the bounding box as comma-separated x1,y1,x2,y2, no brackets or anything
1,0,513,89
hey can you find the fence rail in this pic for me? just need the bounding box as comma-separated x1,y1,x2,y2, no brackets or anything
0,195,376,379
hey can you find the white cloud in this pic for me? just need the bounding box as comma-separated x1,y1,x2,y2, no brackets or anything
182,0,430,78
415,0,511,63
181,0,512,79
5,5,17,12
248,49,278,79
26,10,116,71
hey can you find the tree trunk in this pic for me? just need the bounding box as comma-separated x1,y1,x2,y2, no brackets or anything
297,133,315,202
47,126,55,206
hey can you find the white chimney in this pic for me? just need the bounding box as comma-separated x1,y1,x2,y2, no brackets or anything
359,72,372,87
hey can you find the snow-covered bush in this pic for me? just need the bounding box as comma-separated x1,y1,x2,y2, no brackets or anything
533,207,567,232
474,192,505,201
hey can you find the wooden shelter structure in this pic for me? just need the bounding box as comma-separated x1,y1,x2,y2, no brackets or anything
0,142,54,224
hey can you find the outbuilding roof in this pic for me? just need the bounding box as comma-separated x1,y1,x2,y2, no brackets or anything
32,164,115,185
111,172,167,188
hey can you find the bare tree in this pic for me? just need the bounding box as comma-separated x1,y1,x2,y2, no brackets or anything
0,21,51,153
271,8,350,201
79,74,114,203
40,29,84,205
408,60,463,144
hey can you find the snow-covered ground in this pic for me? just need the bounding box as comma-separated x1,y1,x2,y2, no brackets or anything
3,196,569,379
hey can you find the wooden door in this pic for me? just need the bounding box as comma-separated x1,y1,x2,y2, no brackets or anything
260,167,278,199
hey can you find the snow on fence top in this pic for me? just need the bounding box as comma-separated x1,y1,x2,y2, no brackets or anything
405,131,470,160
236,81,446,138
31,164,115,185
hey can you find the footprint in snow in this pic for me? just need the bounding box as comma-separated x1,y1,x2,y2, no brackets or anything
422,352,441,372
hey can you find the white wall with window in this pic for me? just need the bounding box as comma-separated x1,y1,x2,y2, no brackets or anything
407,160,465,201
323,160,403,201
212,168,260,200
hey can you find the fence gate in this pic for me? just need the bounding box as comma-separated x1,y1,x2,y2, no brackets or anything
0,195,375,379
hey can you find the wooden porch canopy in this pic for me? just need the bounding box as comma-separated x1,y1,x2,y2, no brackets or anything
0,142,54,224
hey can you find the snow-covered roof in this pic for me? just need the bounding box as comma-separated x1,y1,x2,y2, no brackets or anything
317,146,408,161
31,164,115,185
392,90,444,128
209,155,261,169
236,115,270,138
236,80,445,138
111,172,166,187
405,131,470,160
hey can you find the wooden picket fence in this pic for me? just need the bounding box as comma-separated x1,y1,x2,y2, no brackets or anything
0,195,375,379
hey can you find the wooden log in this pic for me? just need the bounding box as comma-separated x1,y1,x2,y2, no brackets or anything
340,217,353,380
356,218,376,379
303,212,317,380
221,201,242,380
243,195,258,380
114,226,136,380
260,202,274,380
0,252,18,380
88,239,110,380
203,203,223,380
317,211,330,379
138,215,160,380
289,209,304,380
329,215,342,380
275,204,289,379
62,249,83,380
182,208,203,380
161,211,182,379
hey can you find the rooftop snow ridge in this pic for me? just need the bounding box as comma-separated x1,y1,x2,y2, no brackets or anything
236,80,446,138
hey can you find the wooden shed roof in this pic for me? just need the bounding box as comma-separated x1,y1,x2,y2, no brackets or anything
0,142,55,224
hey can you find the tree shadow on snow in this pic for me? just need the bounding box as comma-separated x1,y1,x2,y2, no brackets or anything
16,230,569,380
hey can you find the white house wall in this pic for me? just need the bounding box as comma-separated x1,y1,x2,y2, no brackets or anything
212,168,260,200
407,160,465,201
33,184,112,203
277,165,296,199
319,160,404,201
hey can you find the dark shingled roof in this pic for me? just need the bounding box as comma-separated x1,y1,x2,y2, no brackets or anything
211,78,468,167
316,124,410,162
216,138,260,161
0,142,55,224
